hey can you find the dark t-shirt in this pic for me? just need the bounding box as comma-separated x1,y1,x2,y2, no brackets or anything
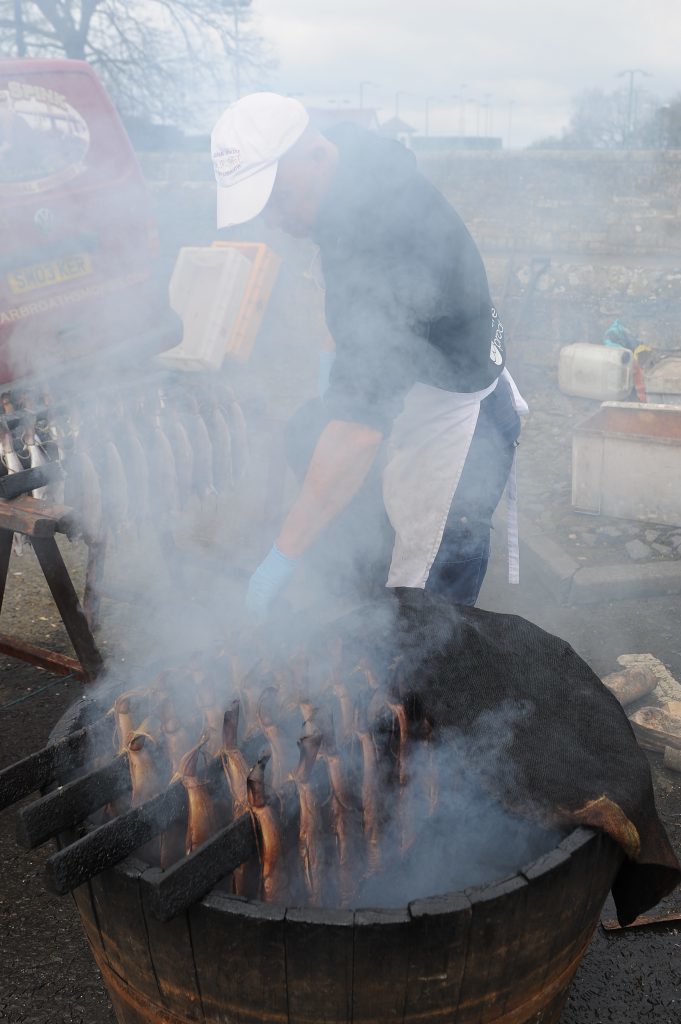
313,123,505,432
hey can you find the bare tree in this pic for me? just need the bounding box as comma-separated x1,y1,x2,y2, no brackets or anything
0,1,273,124
642,94,681,149
531,87,659,150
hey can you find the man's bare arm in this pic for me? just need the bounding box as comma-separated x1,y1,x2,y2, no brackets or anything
275,419,383,559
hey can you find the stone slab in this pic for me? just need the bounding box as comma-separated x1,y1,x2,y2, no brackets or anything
519,516,681,606
568,562,681,605
519,517,580,604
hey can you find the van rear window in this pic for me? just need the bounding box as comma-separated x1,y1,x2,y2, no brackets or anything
0,69,130,195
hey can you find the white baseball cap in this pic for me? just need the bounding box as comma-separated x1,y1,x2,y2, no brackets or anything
211,92,309,228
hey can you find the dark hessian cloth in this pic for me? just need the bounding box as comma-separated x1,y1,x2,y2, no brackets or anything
314,590,681,926
313,123,506,433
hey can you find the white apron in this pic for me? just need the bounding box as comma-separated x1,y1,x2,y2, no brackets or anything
383,368,528,589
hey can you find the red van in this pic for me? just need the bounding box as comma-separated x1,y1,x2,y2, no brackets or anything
0,58,179,387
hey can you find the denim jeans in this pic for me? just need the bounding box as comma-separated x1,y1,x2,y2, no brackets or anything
426,375,521,605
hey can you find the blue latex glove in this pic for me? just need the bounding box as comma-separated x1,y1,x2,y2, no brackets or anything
246,544,297,616
318,349,336,398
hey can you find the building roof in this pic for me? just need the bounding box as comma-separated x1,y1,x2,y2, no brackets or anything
378,116,418,137
307,107,380,132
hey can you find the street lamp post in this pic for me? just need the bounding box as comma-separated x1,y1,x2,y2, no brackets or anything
483,93,492,137
458,83,468,136
617,68,651,146
473,99,481,138
657,104,671,149
394,90,408,120
359,80,378,109
425,96,438,137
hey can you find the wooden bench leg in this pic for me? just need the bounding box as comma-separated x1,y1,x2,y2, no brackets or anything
83,540,107,634
0,529,14,614
31,536,104,682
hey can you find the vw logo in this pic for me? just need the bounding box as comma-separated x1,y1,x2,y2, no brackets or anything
34,207,56,233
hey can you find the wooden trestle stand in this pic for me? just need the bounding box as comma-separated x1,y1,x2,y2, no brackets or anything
0,496,103,682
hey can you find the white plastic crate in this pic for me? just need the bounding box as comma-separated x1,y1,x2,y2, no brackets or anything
572,402,681,525
162,247,254,371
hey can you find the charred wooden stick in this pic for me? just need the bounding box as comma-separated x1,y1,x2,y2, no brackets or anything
222,698,240,750
44,754,227,895
142,813,256,922
16,753,130,849
0,715,112,812
45,779,188,896
143,778,301,921
0,462,63,501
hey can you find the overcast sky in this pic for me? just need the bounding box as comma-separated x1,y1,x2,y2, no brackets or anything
244,0,680,147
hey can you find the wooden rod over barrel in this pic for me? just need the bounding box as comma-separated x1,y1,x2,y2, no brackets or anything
46,780,187,895
0,714,112,812
16,753,131,849
142,813,256,921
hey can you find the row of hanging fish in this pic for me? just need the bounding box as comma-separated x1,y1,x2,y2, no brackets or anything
0,390,56,553
0,374,249,546
102,641,439,909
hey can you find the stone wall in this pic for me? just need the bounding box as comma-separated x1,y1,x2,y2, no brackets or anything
418,149,681,361
140,148,681,366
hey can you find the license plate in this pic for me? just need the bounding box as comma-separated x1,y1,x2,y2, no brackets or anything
7,252,93,295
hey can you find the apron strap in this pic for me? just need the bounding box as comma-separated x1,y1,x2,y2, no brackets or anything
506,441,520,585
501,368,527,587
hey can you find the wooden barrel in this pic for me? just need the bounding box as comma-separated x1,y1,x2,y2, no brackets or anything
52,699,624,1024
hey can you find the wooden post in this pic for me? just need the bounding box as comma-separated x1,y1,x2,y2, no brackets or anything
31,535,103,681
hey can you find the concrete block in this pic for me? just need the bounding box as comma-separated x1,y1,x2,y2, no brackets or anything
519,517,579,604
568,562,681,604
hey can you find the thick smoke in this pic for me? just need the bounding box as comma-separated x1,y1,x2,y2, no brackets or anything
89,592,564,909
355,704,561,907
3,65,566,911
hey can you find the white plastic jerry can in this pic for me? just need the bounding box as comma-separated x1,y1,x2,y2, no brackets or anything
558,343,633,401
165,247,253,371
